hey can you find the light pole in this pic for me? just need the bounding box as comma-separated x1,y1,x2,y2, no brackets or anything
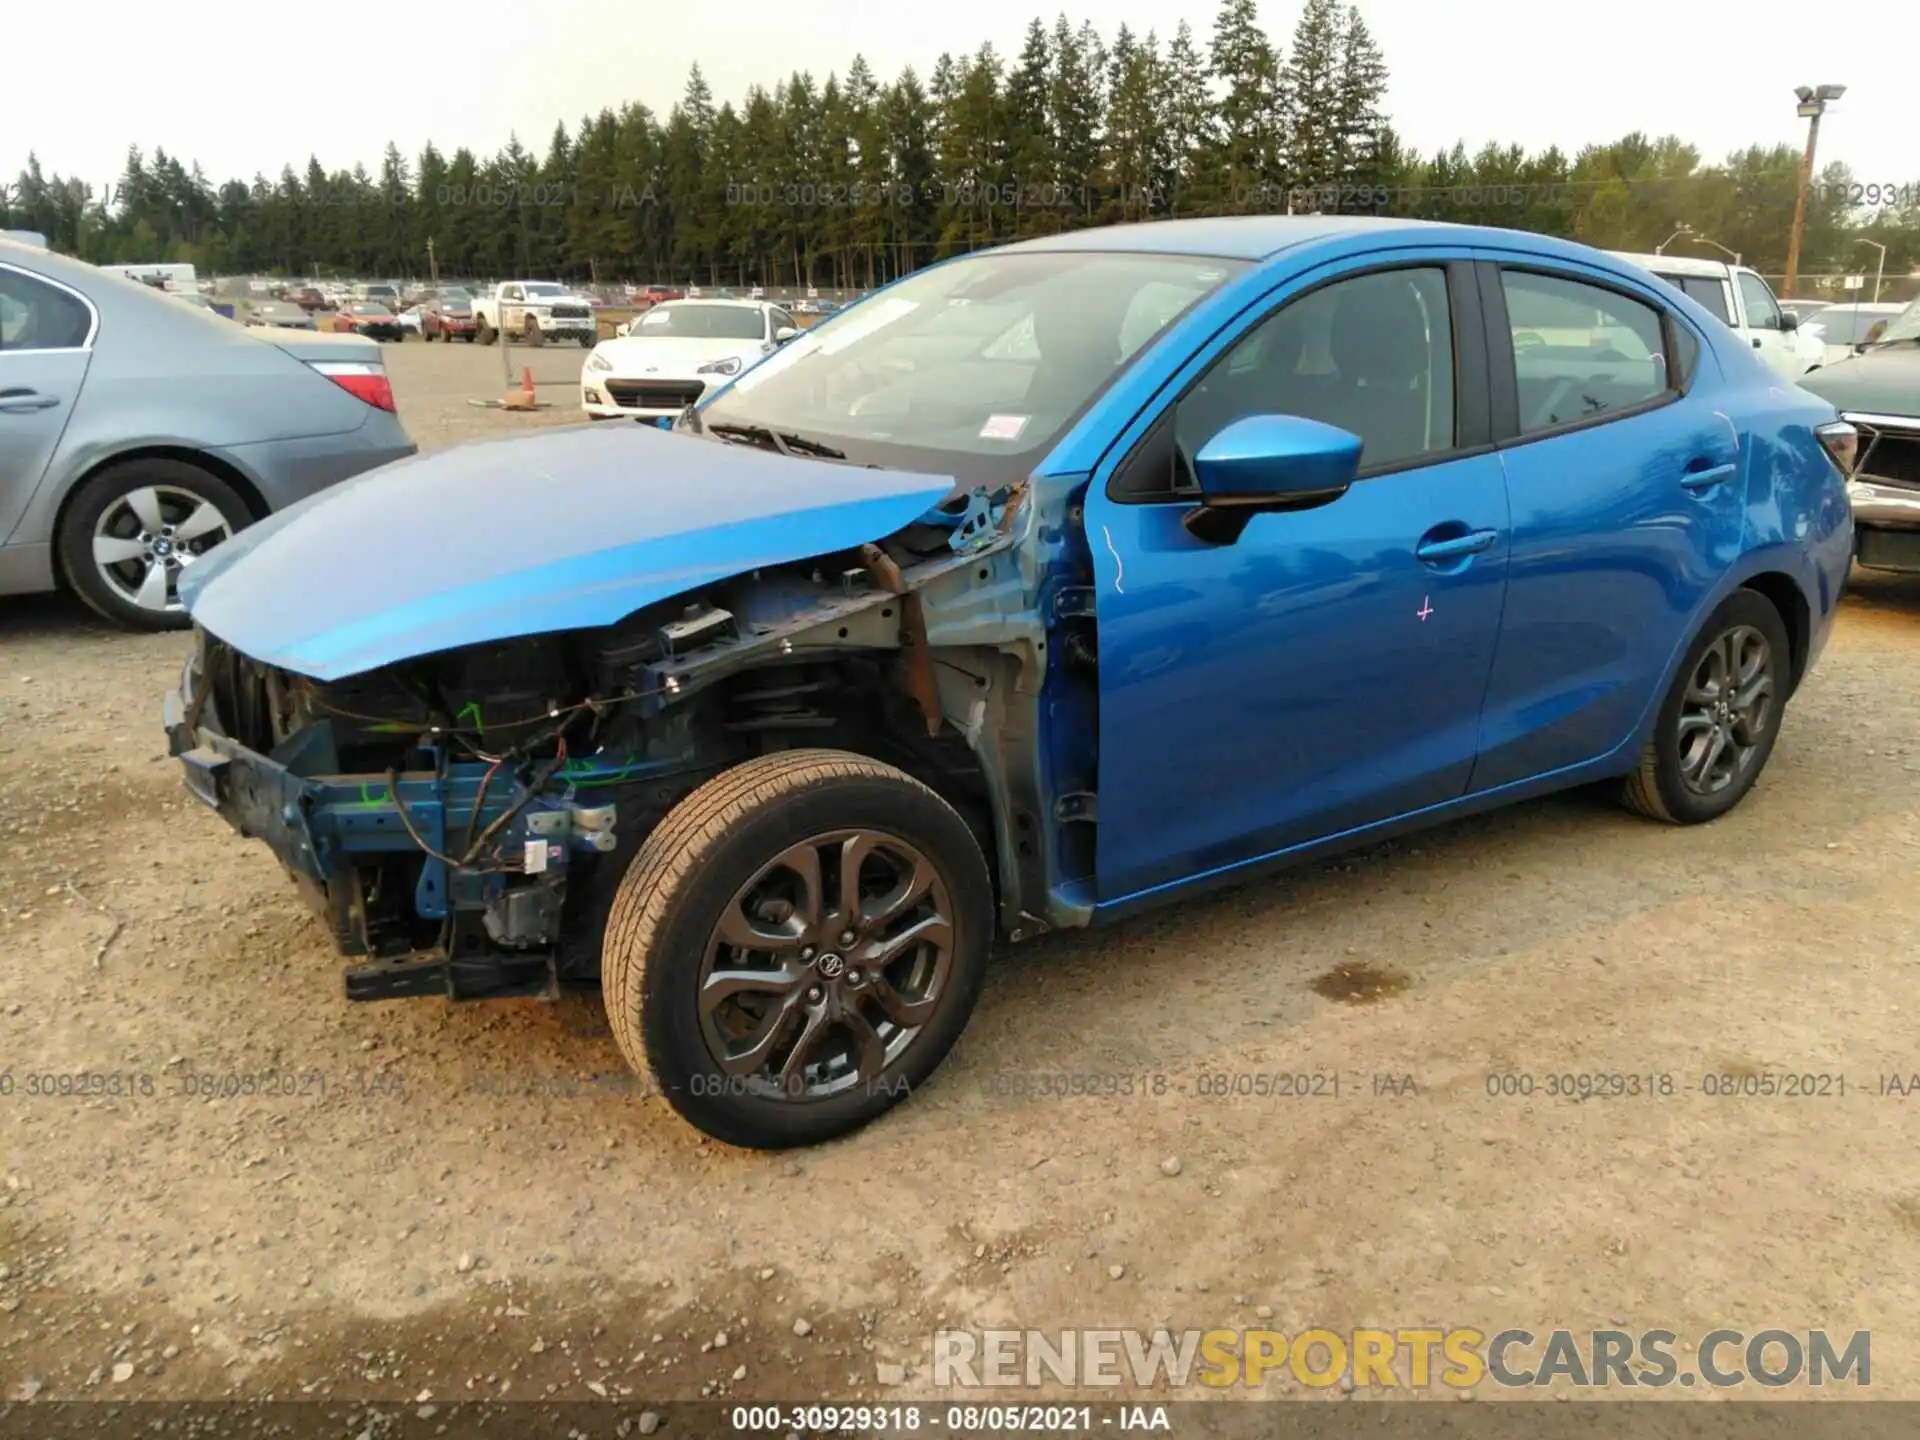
1857,237,1887,302
1661,225,1742,266
1784,83,1846,299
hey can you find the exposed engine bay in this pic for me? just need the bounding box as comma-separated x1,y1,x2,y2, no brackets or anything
168,480,1099,1003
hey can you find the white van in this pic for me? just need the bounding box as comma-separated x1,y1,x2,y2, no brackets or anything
1609,251,1823,379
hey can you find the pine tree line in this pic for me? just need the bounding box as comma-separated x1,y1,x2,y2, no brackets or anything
5,0,1917,287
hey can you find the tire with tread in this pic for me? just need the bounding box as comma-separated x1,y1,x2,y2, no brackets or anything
57,458,251,632
1620,588,1791,825
602,748,993,1148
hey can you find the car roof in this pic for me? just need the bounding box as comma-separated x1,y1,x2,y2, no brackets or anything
654,297,766,310
988,214,1508,262
1610,251,1732,278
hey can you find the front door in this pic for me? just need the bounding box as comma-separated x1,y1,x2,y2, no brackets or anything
1084,259,1511,903
1734,270,1801,379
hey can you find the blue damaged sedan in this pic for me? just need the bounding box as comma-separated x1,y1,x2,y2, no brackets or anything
162,217,1856,1147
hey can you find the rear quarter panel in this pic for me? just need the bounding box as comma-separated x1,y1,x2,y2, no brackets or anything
17,284,378,549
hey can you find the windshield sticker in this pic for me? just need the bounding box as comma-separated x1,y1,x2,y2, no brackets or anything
979,414,1029,441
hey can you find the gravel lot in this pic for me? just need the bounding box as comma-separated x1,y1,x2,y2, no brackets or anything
4,337,1920,1412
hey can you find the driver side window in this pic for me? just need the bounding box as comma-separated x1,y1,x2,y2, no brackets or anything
1167,267,1456,492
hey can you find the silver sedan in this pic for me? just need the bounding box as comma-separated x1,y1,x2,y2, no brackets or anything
0,239,417,629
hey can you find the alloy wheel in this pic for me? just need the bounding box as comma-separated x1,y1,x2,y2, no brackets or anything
90,486,234,614
697,828,954,1101
1676,624,1775,796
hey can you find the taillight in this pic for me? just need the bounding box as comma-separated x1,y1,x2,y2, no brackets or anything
311,360,396,413
1815,419,1858,475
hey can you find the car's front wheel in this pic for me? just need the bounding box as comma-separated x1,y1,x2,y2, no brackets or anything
57,459,251,631
1621,589,1791,824
602,750,993,1148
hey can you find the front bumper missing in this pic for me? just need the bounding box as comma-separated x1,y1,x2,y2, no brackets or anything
164,654,656,1002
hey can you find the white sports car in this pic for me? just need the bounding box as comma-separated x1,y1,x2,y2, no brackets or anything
581,299,799,421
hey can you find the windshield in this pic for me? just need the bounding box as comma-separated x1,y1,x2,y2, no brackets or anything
699,250,1245,480
635,304,767,340
523,283,567,298
1874,298,1920,346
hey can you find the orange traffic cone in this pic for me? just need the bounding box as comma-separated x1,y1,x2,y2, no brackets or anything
521,366,536,401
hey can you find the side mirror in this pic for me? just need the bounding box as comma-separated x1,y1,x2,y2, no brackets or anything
1185,415,1362,544
1778,310,1799,332
775,326,798,342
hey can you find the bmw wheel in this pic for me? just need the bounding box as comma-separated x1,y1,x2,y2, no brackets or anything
58,459,251,632
603,750,993,1148
1621,590,1791,825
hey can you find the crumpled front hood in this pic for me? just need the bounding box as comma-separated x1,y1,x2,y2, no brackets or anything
1798,346,1920,418
181,423,953,681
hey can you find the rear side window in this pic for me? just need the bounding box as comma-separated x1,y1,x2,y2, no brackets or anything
1499,271,1671,435
1655,273,1732,326
0,267,93,350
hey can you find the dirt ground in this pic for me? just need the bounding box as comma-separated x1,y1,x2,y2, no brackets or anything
4,338,1920,1422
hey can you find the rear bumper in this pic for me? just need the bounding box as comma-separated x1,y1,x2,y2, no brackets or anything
1849,478,1920,531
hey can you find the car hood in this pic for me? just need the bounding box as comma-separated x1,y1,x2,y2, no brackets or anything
597,335,768,374
180,423,954,682
1797,345,1920,418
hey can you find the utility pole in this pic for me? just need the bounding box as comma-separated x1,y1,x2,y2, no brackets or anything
426,236,439,285
1858,238,1887,302
1784,83,1846,299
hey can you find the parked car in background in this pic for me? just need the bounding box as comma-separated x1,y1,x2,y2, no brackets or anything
1779,299,1831,324
1610,251,1824,378
472,281,597,347
352,282,402,310
631,284,684,309
288,286,328,312
420,291,477,341
334,301,406,341
1801,301,1906,369
0,237,414,630
584,299,798,419
168,292,229,318
165,217,1852,1146
396,305,423,337
246,299,317,331
1799,295,1920,572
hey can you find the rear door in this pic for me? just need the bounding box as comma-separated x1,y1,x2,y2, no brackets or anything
0,262,96,542
1469,256,1745,791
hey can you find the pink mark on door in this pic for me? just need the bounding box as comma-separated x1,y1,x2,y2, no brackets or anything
1416,596,1434,621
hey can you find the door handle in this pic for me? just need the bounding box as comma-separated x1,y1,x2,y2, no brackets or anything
0,389,59,413
1680,462,1738,492
1415,529,1498,563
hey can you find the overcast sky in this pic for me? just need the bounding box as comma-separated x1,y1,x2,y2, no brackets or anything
6,0,1914,191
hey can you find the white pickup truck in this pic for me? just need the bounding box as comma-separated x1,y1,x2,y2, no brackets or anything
471,281,597,348
1609,251,1824,378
